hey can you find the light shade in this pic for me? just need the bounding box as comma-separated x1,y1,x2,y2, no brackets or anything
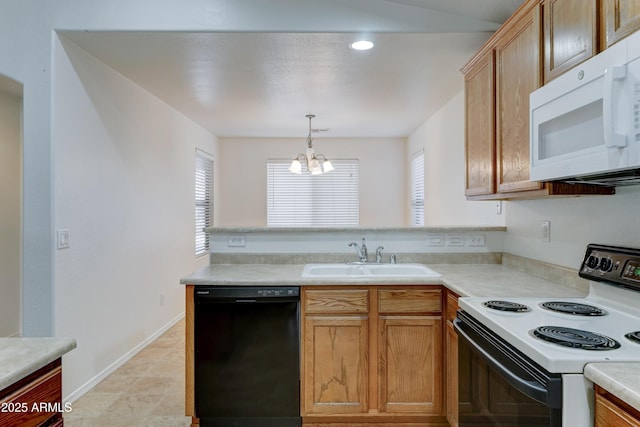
322,160,335,173
289,159,302,174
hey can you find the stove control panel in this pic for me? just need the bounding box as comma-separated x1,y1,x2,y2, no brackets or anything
580,244,640,290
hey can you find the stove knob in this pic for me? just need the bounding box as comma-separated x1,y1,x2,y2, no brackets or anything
586,255,599,269
599,257,613,272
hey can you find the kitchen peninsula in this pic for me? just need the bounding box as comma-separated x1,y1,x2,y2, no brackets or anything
181,226,594,426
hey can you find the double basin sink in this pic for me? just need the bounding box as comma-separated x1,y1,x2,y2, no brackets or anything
301,263,441,279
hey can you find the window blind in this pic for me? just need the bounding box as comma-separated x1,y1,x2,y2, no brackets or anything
267,159,359,227
195,150,214,256
410,150,425,226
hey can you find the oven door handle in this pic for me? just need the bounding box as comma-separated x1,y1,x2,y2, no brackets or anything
454,319,552,406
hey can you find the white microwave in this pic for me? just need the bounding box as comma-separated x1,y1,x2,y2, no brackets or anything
530,31,640,185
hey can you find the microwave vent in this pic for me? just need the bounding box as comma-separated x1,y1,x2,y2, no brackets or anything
560,169,640,187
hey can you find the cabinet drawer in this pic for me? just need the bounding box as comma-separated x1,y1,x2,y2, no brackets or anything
0,365,62,427
304,289,369,314
446,291,459,323
378,288,442,313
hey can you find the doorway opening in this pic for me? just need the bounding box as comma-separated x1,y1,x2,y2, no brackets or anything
0,74,23,337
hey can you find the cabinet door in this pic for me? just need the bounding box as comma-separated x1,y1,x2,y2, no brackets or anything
595,387,640,426
464,50,496,197
445,321,459,427
445,291,459,427
378,316,443,415
495,3,544,193
303,316,369,415
604,0,640,48
544,0,598,82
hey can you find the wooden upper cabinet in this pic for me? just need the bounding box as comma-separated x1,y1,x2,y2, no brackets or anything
603,0,640,48
464,50,496,197
495,2,544,193
461,0,615,200
544,0,599,82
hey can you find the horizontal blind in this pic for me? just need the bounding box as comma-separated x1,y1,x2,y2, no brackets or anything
267,159,359,227
410,150,425,226
195,150,214,256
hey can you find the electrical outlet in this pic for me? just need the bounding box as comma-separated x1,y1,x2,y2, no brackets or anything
446,234,465,247
227,235,246,247
160,293,165,306
496,201,503,215
426,234,444,247
541,221,551,243
468,234,486,247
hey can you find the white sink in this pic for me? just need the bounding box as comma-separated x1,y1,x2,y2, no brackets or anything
301,263,442,279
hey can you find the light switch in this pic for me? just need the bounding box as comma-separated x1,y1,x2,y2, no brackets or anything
57,229,70,249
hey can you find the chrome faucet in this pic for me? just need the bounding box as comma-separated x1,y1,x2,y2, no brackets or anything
348,238,368,263
375,246,384,263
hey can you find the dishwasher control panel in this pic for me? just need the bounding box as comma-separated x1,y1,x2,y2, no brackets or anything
194,286,300,300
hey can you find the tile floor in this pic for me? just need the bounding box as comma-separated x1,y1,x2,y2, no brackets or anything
64,318,191,426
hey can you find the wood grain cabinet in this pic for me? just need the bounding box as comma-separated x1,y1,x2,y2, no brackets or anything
544,0,599,82
464,50,496,197
444,290,460,427
495,1,543,194
603,0,640,48
595,385,640,426
302,289,370,415
301,286,446,426
462,0,615,200
0,360,64,427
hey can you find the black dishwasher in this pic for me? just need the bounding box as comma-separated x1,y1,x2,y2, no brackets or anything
194,287,301,427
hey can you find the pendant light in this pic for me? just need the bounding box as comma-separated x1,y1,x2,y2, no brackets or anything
289,114,334,175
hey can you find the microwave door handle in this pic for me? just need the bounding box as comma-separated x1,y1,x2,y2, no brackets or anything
603,65,628,148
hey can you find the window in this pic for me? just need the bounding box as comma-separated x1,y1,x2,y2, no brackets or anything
195,149,214,256
410,149,425,226
267,159,359,227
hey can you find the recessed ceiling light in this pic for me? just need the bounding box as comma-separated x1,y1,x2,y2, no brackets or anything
349,40,374,51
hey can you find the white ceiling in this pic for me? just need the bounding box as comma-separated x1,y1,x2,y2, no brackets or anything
57,0,525,138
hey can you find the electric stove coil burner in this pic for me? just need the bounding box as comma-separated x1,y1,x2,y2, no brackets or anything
625,331,640,344
482,300,531,312
540,301,607,316
532,326,621,350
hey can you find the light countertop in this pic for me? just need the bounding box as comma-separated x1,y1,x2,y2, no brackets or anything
181,261,640,409
180,263,588,298
585,363,640,410
0,337,77,390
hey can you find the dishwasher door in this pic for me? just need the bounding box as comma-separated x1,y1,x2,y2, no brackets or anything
194,287,301,427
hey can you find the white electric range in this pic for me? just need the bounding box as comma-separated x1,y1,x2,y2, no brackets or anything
455,244,640,426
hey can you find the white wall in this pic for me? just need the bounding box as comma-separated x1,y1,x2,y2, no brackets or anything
53,36,218,398
218,137,406,226
0,89,22,337
504,186,640,269
407,91,505,226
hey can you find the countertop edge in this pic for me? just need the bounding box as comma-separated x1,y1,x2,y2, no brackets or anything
205,226,507,233
0,337,77,390
585,363,640,410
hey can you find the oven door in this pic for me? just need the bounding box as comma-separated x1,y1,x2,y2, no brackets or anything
454,311,563,426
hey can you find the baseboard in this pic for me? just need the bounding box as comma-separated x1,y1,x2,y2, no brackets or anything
63,312,184,404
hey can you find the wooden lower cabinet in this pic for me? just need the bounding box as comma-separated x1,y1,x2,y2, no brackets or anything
304,315,370,414
595,385,640,426
302,286,447,426
0,360,64,427
445,290,459,427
